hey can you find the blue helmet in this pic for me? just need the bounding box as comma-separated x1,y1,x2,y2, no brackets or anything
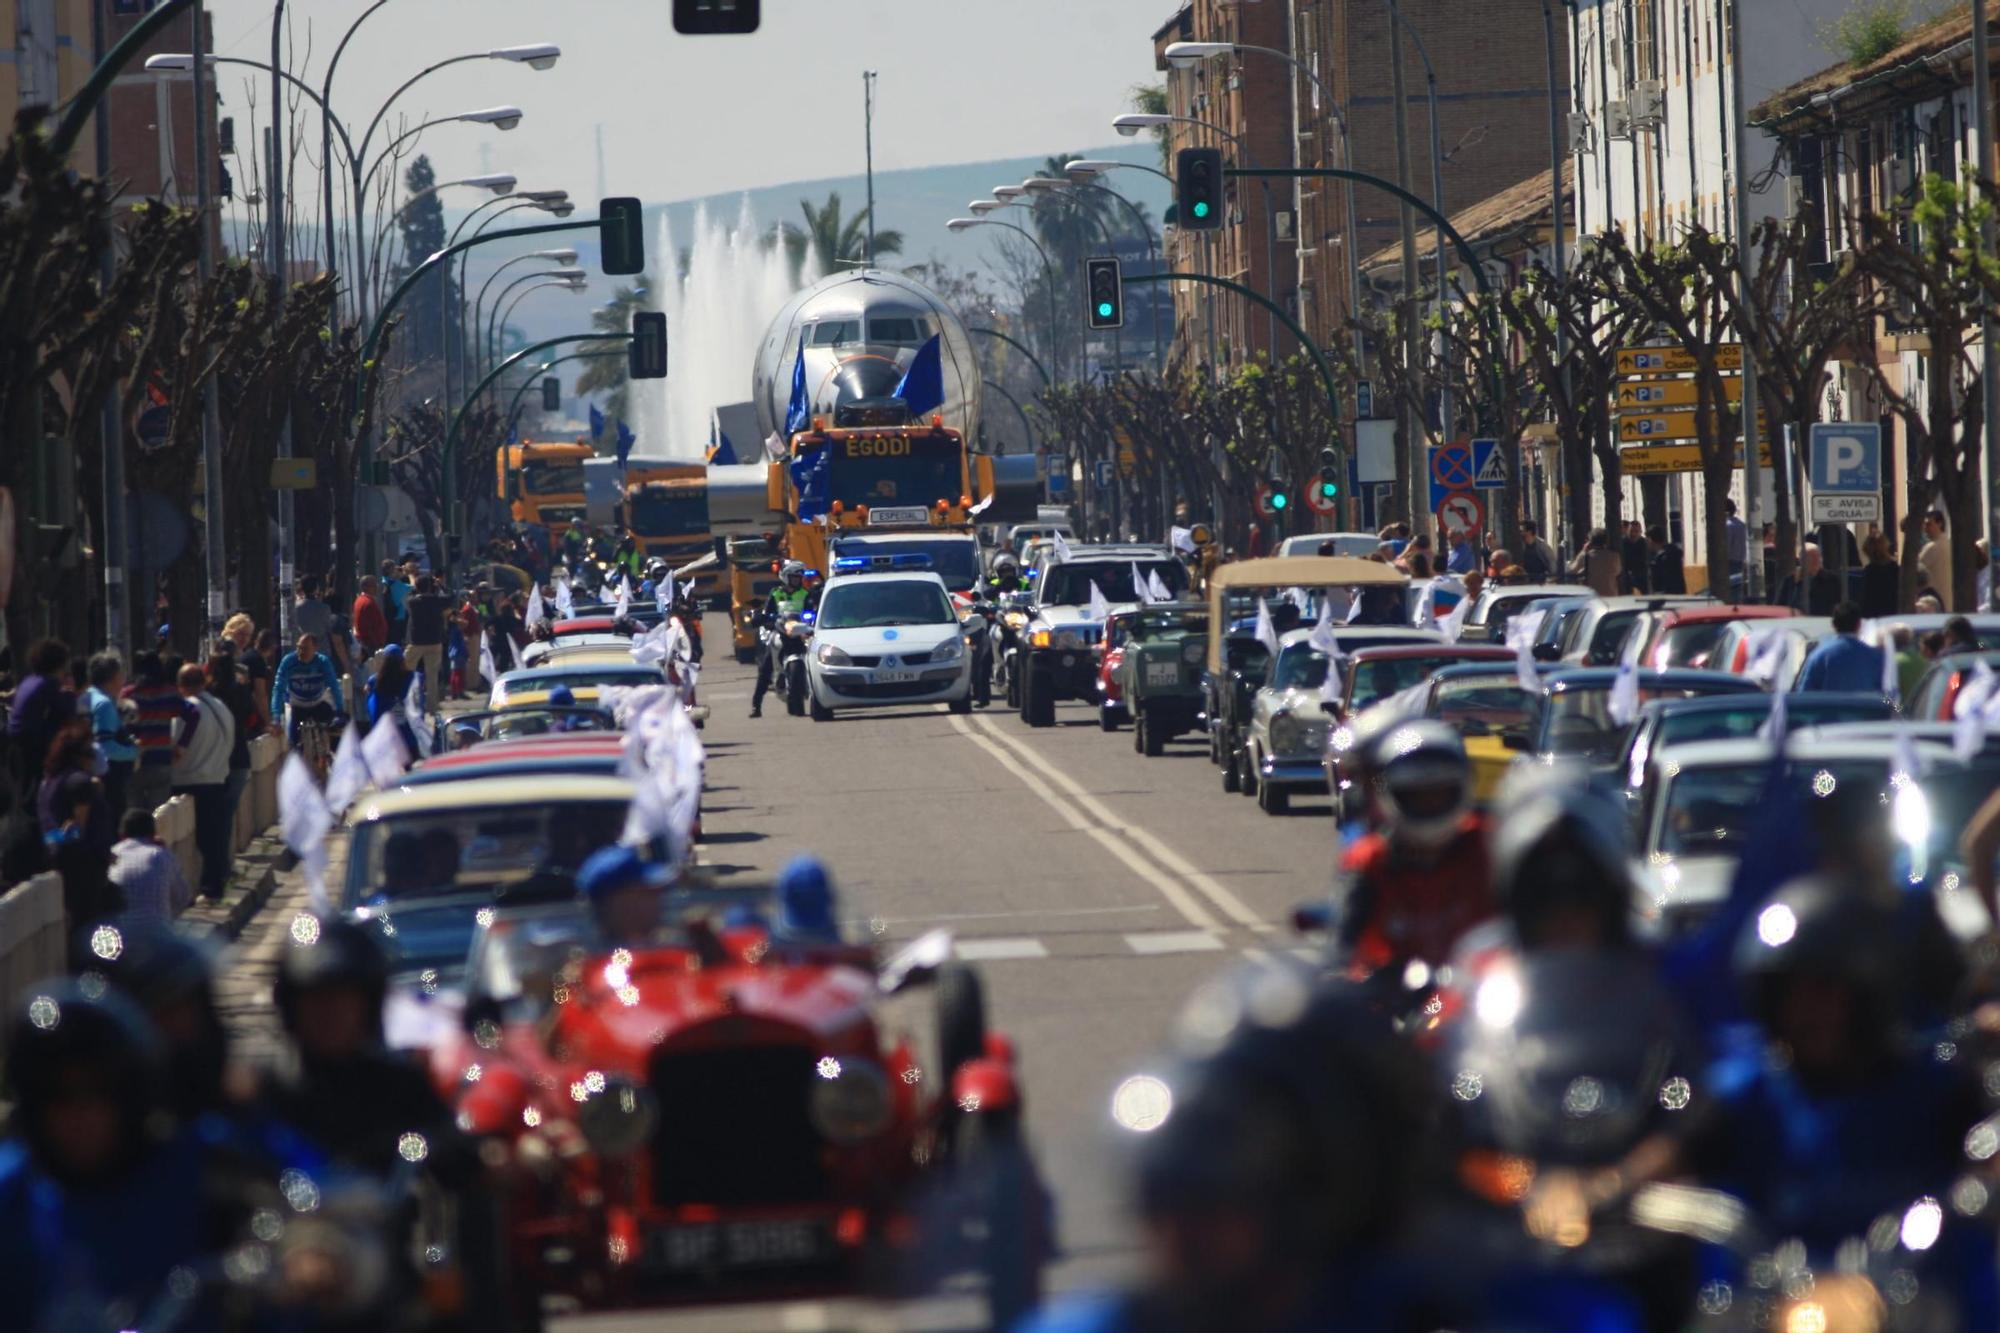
776,855,838,938
576,844,669,903
547,683,576,707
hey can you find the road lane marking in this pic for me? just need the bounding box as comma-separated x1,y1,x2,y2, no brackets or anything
1124,930,1226,955
953,937,1051,961
946,716,1221,931
845,904,1161,931
968,715,1274,933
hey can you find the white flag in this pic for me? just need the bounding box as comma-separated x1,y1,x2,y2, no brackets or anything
278,753,335,916
1147,569,1174,603
1254,597,1280,657
1607,618,1646,727
1954,660,1996,762
1132,562,1155,605
658,567,676,614
968,492,995,516
1758,688,1788,743
322,718,370,815
613,579,631,623
403,670,433,759
554,576,575,620
1307,596,1339,658
1746,628,1789,688
1344,589,1366,623
1087,580,1110,624
1505,609,1548,698
1169,525,1195,554
1052,531,1075,564
524,582,547,630
479,630,498,689
360,713,410,787
1865,619,1901,703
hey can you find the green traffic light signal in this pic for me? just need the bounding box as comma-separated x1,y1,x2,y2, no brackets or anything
1193,201,1210,218
1271,491,1288,510
1318,481,1337,499
1098,302,1114,318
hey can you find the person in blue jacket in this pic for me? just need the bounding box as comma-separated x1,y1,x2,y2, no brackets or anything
269,631,345,743
1797,601,1887,693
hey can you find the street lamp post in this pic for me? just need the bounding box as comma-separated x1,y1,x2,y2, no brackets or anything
445,193,572,402
475,252,580,377
491,278,589,381
948,217,1063,386
487,271,588,380
365,173,516,308
1383,1,1452,443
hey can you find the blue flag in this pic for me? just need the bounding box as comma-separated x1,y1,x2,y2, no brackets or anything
894,333,945,418
784,342,810,437
615,419,635,469
589,404,606,441
789,446,831,521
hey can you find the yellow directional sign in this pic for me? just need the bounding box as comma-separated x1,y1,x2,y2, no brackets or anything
1618,442,1773,475
1616,344,1743,375
1618,408,1765,444
1616,378,1742,410
1114,426,1137,478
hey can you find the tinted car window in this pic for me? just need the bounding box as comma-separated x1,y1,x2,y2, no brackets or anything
818,580,955,628
1432,674,1541,742
1270,645,1329,692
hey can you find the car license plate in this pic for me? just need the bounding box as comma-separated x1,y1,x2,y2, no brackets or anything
867,506,931,526
1145,662,1179,686
875,669,920,684
647,1218,833,1271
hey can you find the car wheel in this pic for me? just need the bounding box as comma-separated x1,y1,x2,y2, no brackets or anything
1023,668,1055,728
1140,712,1164,757
937,963,988,1081
1005,660,1021,710
1099,701,1119,731
948,694,973,715
785,666,806,717
1208,727,1221,765
1222,744,1241,792
810,697,833,721
1258,779,1289,815
1238,745,1258,797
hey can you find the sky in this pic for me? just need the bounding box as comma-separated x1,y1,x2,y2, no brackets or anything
201,0,1177,208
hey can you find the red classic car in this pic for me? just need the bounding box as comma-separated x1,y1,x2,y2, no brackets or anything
432,898,1042,1328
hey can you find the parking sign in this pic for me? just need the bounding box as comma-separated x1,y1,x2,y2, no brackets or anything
1808,423,1880,495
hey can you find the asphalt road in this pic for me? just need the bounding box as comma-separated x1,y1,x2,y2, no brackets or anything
555,617,1341,1331
214,614,1343,1332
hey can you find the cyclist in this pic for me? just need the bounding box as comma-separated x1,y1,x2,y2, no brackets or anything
270,631,346,750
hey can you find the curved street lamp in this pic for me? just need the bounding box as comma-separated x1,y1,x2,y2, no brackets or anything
488,268,588,374
947,217,1063,384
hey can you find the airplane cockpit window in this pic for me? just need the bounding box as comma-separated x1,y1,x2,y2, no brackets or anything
810,320,862,347
868,316,925,344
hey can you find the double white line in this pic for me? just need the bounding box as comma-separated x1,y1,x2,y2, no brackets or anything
947,712,1269,936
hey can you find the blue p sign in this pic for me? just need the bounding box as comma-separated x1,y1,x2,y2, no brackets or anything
1809,423,1880,494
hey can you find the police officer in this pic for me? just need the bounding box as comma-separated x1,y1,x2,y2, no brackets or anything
1333,721,1493,975
983,552,1028,599
750,560,817,718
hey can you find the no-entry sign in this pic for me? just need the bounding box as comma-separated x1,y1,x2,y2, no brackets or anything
1436,490,1483,540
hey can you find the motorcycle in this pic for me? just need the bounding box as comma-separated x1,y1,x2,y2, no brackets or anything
966,602,999,707
763,610,815,716
991,597,1030,709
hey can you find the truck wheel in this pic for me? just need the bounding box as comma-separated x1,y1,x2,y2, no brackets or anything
1258,779,1289,815
1140,712,1164,757
1023,668,1055,728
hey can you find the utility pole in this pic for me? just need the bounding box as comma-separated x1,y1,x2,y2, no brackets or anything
1389,12,1425,533
92,0,127,656
192,3,228,642
1543,0,1571,559
863,70,878,266
271,1,294,640
1975,0,1999,609
1727,0,1763,600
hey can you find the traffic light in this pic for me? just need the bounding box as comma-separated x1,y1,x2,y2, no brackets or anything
1176,147,1224,231
600,197,646,275
1269,486,1289,512
1085,257,1124,330
630,311,669,380
541,377,560,412
674,0,759,33
1317,447,1340,500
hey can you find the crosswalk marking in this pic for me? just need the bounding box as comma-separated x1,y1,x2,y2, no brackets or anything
1122,929,1226,955
953,937,1051,961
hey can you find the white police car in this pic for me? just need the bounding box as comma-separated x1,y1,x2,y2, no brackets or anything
805,565,973,719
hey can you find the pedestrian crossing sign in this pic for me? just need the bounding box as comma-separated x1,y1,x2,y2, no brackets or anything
1471,438,1506,489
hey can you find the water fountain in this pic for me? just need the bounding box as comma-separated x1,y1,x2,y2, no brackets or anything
630,198,816,459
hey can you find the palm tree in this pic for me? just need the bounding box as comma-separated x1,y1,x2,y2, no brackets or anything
1027,153,1123,273
574,281,650,427
1130,83,1174,175
768,191,904,281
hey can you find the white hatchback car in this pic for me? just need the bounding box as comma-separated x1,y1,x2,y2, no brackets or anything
806,571,974,718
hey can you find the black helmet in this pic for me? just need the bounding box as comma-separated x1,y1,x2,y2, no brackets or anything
83,921,228,1117
1488,763,1636,948
1734,876,1903,1040
5,981,169,1186
1365,719,1470,848
1135,962,1433,1262
274,916,388,1033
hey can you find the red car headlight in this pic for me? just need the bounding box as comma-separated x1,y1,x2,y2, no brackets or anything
577,1078,658,1158
810,1057,893,1144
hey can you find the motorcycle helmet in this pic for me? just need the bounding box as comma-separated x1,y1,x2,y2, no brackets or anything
1734,875,1904,1053
1137,963,1433,1274
647,559,669,581
273,916,389,1037
83,921,228,1119
780,560,806,589
992,552,1019,579
1366,719,1469,849
6,981,170,1186
1489,762,1637,950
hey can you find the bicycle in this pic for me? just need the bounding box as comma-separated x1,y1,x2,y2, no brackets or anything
288,705,339,784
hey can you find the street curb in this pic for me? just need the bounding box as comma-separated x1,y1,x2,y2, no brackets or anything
188,832,286,943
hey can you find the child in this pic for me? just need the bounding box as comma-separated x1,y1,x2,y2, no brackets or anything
445,618,468,700
107,807,190,922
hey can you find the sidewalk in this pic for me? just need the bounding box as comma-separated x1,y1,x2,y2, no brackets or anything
207,832,348,1068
